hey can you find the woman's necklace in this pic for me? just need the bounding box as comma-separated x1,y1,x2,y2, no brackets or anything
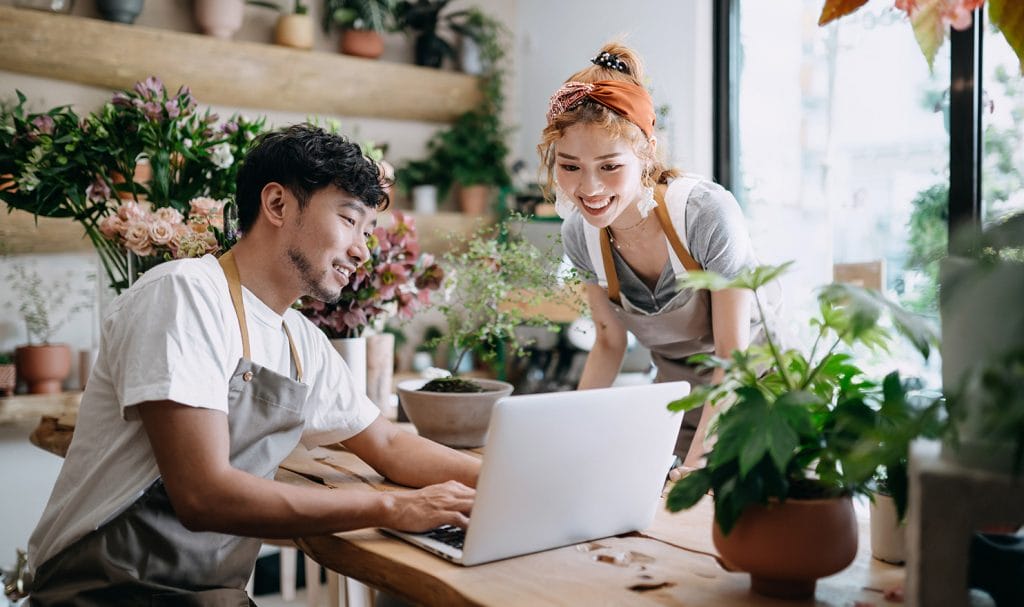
606,213,654,250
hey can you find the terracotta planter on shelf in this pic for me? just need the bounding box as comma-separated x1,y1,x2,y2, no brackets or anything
15,344,72,394
397,378,512,448
712,495,858,600
340,29,384,59
275,13,314,50
458,184,490,216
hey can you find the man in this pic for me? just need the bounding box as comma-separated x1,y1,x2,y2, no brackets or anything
27,124,479,605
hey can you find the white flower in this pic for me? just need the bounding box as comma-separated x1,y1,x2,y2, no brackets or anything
209,142,234,169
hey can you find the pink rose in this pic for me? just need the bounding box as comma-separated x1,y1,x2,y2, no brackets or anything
117,201,145,222
189,196,221,218
149,220,175,246
124,221,153,256
154,207,183,224
99,214,125,239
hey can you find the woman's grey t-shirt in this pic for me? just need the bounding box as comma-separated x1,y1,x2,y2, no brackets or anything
560,180,757,314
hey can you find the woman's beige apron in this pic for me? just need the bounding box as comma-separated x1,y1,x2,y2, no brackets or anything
584,177,727,459
30,252,309,606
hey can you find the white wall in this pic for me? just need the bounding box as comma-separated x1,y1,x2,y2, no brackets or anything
513,0,713,177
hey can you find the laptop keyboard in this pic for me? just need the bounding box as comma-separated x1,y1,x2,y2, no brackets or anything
425,525,465,549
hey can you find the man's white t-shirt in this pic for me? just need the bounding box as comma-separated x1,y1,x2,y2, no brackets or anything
28,255,380,574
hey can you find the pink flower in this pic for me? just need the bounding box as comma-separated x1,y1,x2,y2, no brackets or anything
86,177,112,203
31,115,55,136
134,76,165,101
123,221,153,256
153,206,184,224
149,220,175,246
189,196,221,217
117,201,146,222
98,214,125,239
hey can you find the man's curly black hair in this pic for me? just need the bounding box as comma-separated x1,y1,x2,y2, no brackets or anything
235,124,390,233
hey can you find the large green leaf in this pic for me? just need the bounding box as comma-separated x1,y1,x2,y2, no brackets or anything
678,261,794,294
666,467,712,512
991,0,1024,74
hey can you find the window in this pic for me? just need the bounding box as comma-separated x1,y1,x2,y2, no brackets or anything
725,0,952,382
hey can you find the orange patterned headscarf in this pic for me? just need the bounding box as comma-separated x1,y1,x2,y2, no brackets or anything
546,80,656,139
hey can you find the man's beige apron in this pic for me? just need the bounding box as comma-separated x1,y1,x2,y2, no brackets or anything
583,177,759,459
30,252,310,606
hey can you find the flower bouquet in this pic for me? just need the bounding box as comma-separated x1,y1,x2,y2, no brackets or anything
298,211,443,338
1,76,264,292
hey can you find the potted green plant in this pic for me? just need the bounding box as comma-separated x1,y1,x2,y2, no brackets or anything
394,0,453,68
396,217,583,447
430,109,511,216
248,0,314,49
444,6,506,76
4,262,93,394
664,263,939,599
322,0,397,58
396,155,448,214
940,212,1024,476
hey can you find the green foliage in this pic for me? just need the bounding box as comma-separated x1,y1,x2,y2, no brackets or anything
0,79,264,292
429,216,584,376
4,262,93,345
665,264,942,533
0,352,12,365
322,0,397,32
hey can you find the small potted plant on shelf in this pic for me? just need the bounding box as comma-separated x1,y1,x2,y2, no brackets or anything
430,109,511,216
396,216,583,447
322,0,397,58
665,263,939,599
396,154,449,214
249,0,315,49
394,0,453,68
444,6,507,76
4,261,93,394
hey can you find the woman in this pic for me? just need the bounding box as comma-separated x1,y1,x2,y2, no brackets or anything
539,43,777,467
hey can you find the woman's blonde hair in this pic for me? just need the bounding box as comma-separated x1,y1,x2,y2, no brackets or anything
537,42,679,198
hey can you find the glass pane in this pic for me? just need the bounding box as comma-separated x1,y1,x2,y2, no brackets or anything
981,14,1024,227
734,1,950,383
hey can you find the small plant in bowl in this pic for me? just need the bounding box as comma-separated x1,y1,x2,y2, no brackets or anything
396,216,583,446
664,263,939,599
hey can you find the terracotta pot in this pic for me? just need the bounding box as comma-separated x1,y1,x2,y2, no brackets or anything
274,13,314,50
15,344,72,394
194,0,244,39
397,378,513,448
458,184,490,216
869,493,906,564
712,495,858,599
340,29,384,59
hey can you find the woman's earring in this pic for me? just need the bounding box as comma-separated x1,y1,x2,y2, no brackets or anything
636,187,657,218
554,185,577,219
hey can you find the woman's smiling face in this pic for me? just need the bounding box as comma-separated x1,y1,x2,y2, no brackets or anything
553,122,646,229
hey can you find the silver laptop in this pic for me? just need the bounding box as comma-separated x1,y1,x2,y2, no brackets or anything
382,381,689,566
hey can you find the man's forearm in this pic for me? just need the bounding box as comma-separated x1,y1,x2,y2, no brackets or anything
375,430,480,488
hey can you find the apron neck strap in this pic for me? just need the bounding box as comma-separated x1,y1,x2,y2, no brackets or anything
218,252,303,381
652,185,702,272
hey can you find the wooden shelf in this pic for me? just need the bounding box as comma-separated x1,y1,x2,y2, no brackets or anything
0,205,484,255
0,391,81,426
0,6,481,123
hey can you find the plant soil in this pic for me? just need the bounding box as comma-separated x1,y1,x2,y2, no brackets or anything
420,377,486,393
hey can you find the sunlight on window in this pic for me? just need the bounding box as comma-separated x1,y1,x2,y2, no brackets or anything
982,16,1024,228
